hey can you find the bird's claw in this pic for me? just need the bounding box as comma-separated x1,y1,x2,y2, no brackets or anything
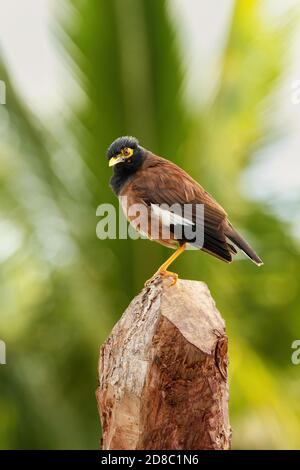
144,270,178,288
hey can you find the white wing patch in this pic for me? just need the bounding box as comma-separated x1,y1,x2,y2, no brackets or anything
151,204,194,228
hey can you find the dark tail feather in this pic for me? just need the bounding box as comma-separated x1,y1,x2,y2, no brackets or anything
224,221,263,266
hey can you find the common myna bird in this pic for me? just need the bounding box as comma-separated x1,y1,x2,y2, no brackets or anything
107,136,263,285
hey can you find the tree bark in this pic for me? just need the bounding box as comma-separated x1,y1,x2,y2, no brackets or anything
96,278,231,450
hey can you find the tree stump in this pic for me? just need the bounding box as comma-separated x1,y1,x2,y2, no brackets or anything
96,278,231,450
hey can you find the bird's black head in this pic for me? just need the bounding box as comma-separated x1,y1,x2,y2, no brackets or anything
107,136,140,165
107,136,146,194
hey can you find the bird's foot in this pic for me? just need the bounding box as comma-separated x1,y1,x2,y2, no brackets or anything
160,270,178,286
144,270,178,287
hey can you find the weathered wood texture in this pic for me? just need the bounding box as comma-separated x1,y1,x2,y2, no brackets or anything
96,278,231,450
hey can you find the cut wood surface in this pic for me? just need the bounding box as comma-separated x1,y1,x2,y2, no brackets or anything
96,278,231,450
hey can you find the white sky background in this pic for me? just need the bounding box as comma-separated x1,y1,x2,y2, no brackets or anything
0,0,300,229
0,0,62,112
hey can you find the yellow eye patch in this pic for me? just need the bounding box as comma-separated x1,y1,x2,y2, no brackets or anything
121,147,134,158
108,147,134,166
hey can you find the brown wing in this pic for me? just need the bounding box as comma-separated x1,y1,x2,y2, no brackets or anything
121,153,236,263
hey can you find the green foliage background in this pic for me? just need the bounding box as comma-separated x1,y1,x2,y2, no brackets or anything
1,0,300,449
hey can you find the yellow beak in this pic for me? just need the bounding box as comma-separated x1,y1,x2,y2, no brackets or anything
109,155,125,167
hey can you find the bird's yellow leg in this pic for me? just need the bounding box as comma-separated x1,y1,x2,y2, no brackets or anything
145,243,186,287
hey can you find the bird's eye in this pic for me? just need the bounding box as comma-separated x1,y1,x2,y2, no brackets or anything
123,147,133,157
